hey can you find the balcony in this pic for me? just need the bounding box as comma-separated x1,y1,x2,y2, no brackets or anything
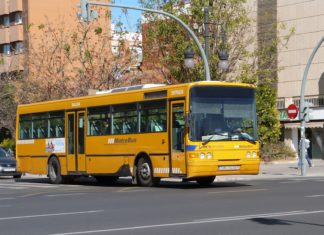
0,54,24,74
9,0,23,13
0,28,10,45
10,24,23,42
0,0,9,15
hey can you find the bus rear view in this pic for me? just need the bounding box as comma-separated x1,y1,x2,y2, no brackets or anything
186,84,259,184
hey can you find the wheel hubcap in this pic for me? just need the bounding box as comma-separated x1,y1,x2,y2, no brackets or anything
140,163,151,179
49,164,57,179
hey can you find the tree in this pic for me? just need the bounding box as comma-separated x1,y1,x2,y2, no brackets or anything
140,0,293,145
16,11,143,104
0,55,23,136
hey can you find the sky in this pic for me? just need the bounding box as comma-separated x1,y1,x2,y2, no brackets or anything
111,0,142,32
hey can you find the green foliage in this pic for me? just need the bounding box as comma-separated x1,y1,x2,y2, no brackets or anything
94,27,103,35
0,81,17,136
261,142,296,161
0,138,15,151
84,50,92,62
256,85,281,144
140,0,294,145
63,43,71,54
141,0,251,82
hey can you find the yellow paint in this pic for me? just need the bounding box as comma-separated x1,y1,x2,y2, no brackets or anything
16,81,259,180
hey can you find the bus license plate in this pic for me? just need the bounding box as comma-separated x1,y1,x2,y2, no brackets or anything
218,166,240,171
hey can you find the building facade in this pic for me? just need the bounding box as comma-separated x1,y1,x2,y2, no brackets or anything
0,0,24,77
249,0,324,159
0,0,111,78
275,0,324,159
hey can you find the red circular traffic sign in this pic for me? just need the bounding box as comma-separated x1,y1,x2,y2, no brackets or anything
287,104,299,119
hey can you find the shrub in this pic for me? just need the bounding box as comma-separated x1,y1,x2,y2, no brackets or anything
261,142,296,162
0,138,15,151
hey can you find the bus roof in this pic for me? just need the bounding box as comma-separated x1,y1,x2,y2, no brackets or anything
17,81,254,114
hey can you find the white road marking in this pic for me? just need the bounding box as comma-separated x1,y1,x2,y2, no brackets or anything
116,189,149,193
305,194,324,198
196,210,304,222
280,181,302,184
0,205,11,208
0,186,28,190
0,183,57,188
49,210,324,235
207,189,267,194
0,198,15,200
0,210,103,221
45,193,87,197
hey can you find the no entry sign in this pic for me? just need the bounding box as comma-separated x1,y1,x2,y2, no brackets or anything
287,104,299,119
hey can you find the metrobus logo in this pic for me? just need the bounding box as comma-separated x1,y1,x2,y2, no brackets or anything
108,138,115,144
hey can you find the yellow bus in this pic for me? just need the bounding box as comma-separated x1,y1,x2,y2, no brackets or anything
16,81,260,186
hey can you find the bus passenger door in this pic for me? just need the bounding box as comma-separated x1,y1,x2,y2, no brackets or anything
170,101,186,175
77,111,86,172
66,111,86,173
66,112,76,173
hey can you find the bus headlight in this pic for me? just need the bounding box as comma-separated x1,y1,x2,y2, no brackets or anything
252,151,257,158
246,151,251,158
189,153,198,159
207,152,213,159
200,153,205,159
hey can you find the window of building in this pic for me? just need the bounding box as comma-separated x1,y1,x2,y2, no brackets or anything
3,44,11,56
3,15,10,27
14,41,23,54
14,12,22,24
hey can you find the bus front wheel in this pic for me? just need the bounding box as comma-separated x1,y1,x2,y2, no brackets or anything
136,157,160,187
48,157,63,184
196,176,215,186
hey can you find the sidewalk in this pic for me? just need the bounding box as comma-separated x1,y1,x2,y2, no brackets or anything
216,159,324,182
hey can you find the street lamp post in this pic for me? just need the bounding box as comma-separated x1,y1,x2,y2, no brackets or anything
299,36,324,176
203,7,229,72
184,46,195,69
80,0,211,81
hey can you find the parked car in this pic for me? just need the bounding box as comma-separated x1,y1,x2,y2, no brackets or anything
0,147,21,178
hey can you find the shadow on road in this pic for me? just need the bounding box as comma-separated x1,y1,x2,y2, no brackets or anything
249,217,324,227
13,176,252,190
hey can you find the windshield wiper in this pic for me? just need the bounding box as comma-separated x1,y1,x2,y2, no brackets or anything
202,131,230,145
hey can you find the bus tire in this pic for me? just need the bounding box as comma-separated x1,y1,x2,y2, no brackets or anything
48,157,63,184
196,176,215,186
136,157,160,187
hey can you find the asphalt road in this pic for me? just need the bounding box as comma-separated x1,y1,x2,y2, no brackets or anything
0,176,324,235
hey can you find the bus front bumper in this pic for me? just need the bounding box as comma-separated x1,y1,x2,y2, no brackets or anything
187,160,260,178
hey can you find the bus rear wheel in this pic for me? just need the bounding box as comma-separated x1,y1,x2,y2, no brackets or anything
48,157,63,184
136,157,160,187
196,176,215,186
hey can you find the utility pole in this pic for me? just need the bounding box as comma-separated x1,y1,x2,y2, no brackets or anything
204,7,209,61
299,36,324,176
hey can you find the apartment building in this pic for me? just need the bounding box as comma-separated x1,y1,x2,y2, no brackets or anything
0,0,24,77
274,0,324,159
0,0,111,78
250,0,324,159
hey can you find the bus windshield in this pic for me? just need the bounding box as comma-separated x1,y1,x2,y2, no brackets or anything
189,86,257,142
